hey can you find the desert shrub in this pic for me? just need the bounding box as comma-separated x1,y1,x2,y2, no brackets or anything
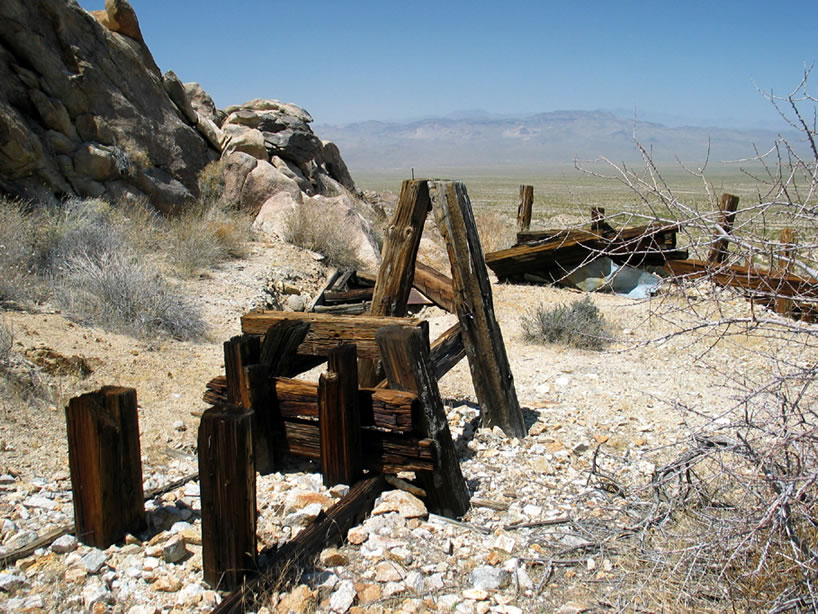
475,210,516,253
197,158,226,206
283,201,363,270
55,249,206,340
165,200,252,277
0,317,12,367
521,295,609,350
0,197,43,303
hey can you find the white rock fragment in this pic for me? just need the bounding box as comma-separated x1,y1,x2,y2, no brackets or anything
81,549,108,574
0,572,27,592
162,535,189,563
470,565,510,590
328,579,356,613
371,490,427,519
51,533,78,554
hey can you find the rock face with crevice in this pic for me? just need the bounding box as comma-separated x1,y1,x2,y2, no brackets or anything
0,0,360,220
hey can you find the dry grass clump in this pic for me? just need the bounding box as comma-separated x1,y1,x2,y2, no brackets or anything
475,211,517,254
0,194,233,339
521,295,610,350
283,201,363,270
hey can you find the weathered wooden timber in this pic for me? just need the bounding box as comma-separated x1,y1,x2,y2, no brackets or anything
204,376,417,432
664,258,818,300
66,387,145,549
496,222,684,282
517,184,534,231
212,475,387,614
708,193,740,265
413,261,456,312
360,179,432,386
429,322,466,380
198,404,256,591
241,311,427,359
377,325,470,517
319,345,362,486
430,180,526,438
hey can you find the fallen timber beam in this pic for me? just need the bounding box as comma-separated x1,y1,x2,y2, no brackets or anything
204,376,417,432
492,222,684,282
212,475,388,614
663,258,818,300
429,322,465,381
240,311,427,360
413,261,456,312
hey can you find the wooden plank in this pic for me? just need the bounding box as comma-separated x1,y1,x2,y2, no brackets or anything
324,287,374,304
258,320,311,377
319,345,362,486
429,180,527,438
223,335,260,408
413,261,456,312
241,311,426,360
212,475,387,614
429,322,466,380
205,376,417,433
517,184,533,231
708,193,740,265
66,387,145,549
307,268,341,312
360,179,431,386
376,325,470,518
281,420,436,473
198,404,256,591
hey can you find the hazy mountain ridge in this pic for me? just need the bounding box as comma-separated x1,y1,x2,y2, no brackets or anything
316,110,792,172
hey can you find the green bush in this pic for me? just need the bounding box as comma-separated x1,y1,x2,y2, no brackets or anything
521,295,610,350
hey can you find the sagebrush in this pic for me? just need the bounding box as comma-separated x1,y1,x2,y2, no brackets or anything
282,201,363,270
521,295,609,350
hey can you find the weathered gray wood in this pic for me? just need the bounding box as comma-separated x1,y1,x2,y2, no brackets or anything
413,261,456,313
376,325,470,518
428,180,526,438
708,193,740,265
241,311,426,360
66,386,145,549
198,404,256,591
360,179,431,386
517,184,533,231
319,344,362,486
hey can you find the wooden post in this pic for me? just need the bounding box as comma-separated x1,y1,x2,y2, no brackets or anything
376,325,470,518
429,180,527,438
66,386,145,549
319,344,362,487
775,228,798,316
708,193,740,265
360,179,431,386
517,185,534,231
198,403,256,591
590,207,614,234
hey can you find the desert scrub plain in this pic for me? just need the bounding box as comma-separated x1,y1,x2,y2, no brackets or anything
0,159,816,613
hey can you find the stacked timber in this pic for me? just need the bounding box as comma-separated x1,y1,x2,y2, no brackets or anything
487,222,686,283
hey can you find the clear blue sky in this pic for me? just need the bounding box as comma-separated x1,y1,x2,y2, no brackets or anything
80,1,817,129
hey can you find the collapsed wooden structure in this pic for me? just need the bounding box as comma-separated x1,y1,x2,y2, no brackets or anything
491,187,818,319
197,179,527,609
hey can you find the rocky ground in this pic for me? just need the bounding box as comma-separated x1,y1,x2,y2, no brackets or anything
0,228,809,613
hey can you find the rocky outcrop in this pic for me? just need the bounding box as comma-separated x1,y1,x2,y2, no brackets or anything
0,0,210,211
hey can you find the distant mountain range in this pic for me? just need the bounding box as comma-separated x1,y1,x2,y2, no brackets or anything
316,110,794,173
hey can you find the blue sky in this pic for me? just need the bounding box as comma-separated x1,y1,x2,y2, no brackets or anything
80,1,817,129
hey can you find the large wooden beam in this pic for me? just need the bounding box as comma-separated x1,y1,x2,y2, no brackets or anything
429,180,526,438
66,387,145,549
360,180,431,386
517,184,533,231
205,375,417,433
212,475,387,614
319,345,362,486
376,325,470,518
198,404,256,591
664,258,818,298
708,193,740,265
429,322,465,380
241,311,426,360
413,261,456,312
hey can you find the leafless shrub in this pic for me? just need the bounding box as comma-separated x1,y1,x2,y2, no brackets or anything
573,66,818,611
56,249,206,340
283,202,363,270
522,296,610,350
0,317,12,367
